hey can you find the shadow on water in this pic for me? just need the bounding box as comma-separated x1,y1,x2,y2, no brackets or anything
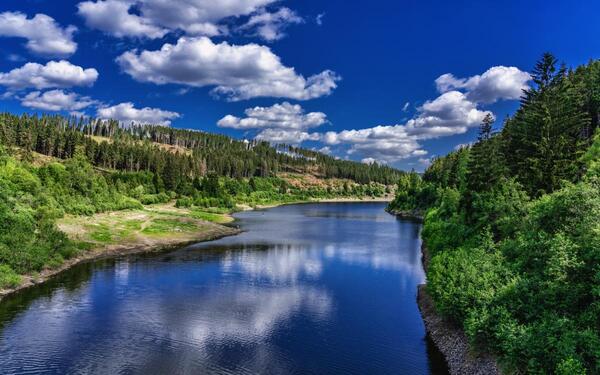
427,334,451,375
0,259,98,330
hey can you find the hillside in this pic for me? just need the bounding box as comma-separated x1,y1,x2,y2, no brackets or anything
0,113,402,292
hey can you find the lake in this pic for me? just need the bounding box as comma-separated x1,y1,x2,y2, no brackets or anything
0,202,448,374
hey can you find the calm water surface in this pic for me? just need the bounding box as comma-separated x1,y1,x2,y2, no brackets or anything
0,202,448,374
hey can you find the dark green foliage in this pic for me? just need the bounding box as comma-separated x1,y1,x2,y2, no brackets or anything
0,113,402,187
389,54,600,373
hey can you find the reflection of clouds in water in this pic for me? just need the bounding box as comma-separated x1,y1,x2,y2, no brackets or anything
74,285,332,374
323,244,426,283
221,246,323,283
184,286,332,344
114,261,129,285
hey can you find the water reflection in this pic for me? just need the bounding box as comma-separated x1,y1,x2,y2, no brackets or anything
0,202,447,374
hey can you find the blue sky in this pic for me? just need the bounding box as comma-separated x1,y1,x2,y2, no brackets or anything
0,0,599,170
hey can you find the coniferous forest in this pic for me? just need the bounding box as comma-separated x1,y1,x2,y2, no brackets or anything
388,54,600,374
0,112,401,289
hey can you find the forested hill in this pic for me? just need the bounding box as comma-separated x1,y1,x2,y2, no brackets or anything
0,111,402,290
0,112,401,186
389,54,600,374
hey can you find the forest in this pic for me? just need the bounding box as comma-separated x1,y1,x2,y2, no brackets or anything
0,112,401,290
388,54,600,374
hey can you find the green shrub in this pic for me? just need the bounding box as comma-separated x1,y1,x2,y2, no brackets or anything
0,264,21,289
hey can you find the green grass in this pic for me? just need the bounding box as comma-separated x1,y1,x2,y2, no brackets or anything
88,223,113,243
141,218,198,236
86,219,145,243
189,209,233,223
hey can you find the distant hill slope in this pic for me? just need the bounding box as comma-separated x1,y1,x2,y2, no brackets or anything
0,113,403,186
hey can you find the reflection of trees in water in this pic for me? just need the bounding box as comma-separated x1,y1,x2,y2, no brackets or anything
0,260,102,330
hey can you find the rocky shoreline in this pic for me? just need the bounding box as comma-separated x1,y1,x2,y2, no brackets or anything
418,284,500,375
386,204,501,375
385,207,424,222
418,243,501,375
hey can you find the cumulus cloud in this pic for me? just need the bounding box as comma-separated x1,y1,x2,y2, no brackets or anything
77,0,168,38
255,129,320,144
215,66,523,163
435,66,530,103
0,12,77,57
77,0,277,38
238,7,303,41
218,102,327,144
320,90,490,163
117,37,340,100
218,102,327,130
21,90,95,111
362,157,386,165
97,102,180,126
0,60,98,90
316,66,530,164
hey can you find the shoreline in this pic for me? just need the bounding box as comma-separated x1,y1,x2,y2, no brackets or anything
386,208,501,375
238,196,394,211
417,242,500,375
0,198,390,303
0,222,240,303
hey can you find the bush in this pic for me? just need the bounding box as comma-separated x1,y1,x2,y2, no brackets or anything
175,197,193,208
0,264,21,289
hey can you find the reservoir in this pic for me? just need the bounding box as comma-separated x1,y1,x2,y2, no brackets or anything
0,202,448,374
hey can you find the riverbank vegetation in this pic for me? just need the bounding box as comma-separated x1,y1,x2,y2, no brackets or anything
0,114,399,290
389,54,600,374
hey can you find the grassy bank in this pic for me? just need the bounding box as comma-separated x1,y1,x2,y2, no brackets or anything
0,203,239,300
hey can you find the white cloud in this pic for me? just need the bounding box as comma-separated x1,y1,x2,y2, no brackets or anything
402,102,410,112
218,102,327,144
0,12,77,57
77,0,277,38
317,146,331,155
77,0,168,39
255,129,320,144
418,157,432,167
362,157,386,165
117,36,340,100
21,90,95,112
454,142,472,150
97,102,180,126
321,90,489,163
322,126,425,163
317,67,528,163
238,7,303,41
435,66,530,103
316,13,325,26
218,102,327,130
0,60,98,90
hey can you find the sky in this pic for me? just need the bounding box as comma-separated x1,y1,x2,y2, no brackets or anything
0,0,599,171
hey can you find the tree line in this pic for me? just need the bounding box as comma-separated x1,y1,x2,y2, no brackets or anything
0,114,402,188
389,53,600,374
